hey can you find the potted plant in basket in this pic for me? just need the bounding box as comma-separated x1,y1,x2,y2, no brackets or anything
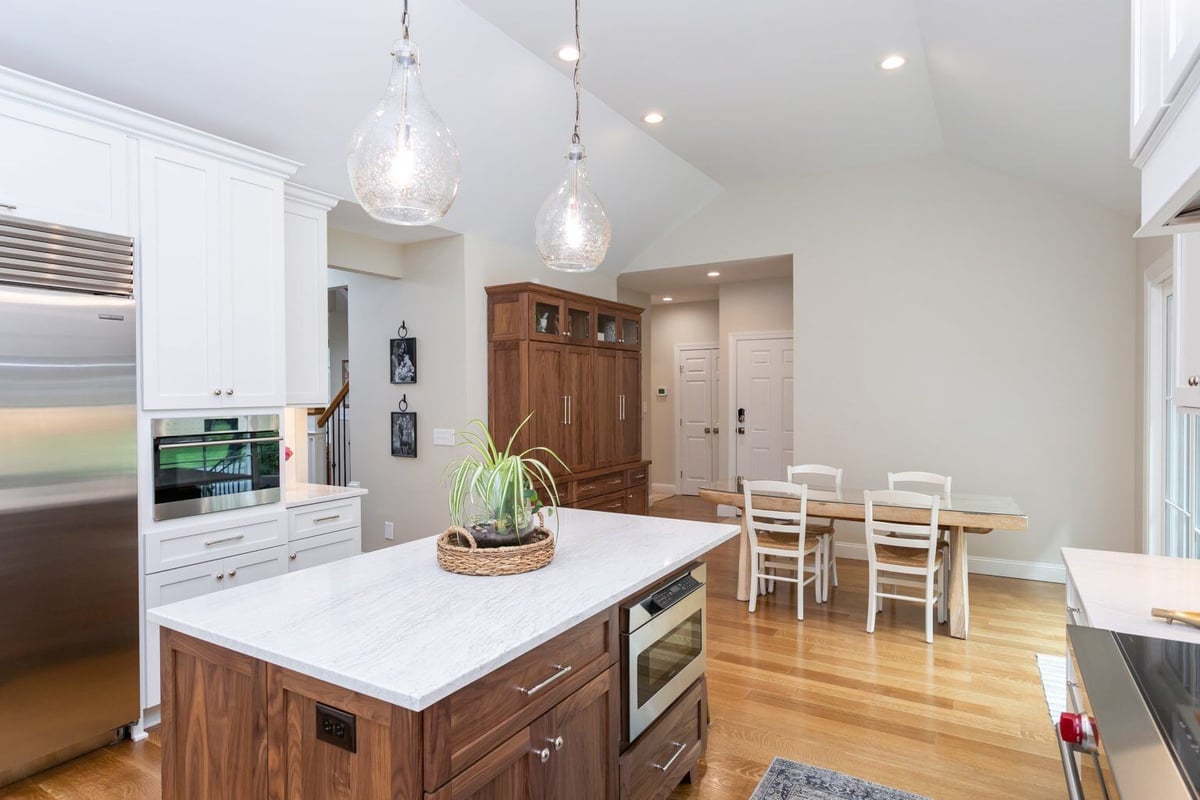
438,415,565,575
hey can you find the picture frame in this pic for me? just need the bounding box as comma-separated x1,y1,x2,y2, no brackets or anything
390,337,417,384
391,411,417,458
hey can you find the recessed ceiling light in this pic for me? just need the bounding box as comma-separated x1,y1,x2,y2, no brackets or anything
706,271,720,277
557,45,580,61
662,296,673,302
879,54,906,71
642,111,665,125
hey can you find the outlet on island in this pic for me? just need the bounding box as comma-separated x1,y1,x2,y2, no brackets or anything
315,702,356,753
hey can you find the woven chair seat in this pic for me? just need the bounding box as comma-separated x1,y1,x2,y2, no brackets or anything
754,530,822,551
805,520,835,535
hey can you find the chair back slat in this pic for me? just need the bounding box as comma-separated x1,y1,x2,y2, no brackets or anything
888,471,951,495
743,480,808,536
786,464,843,491
864,489,940,546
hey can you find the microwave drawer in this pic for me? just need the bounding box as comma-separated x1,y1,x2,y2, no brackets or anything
288,497,361,541
146,513,287,574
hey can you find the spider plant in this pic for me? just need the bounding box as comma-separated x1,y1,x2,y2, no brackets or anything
446,415,564,544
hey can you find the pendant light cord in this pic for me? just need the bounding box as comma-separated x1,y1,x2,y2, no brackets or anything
572,0,581,145
402,0,410,40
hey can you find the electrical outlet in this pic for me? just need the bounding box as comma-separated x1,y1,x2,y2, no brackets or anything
384,521,394,541
315,702,356,753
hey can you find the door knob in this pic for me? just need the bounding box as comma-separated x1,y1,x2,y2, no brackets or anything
713,427,720,434
704,427,711,434
737,426,745,435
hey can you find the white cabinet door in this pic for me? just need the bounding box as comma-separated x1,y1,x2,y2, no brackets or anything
224,544,288,588
219,165,285,406
284,191,332,406
0,96,130,234
1164,0,1200,102
140,141,223,410
1175,234,1200,406
144,561,224,708
1132,0,1169,158
289,527,361,572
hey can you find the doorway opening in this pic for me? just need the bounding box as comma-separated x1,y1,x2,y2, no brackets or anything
312,285,351,486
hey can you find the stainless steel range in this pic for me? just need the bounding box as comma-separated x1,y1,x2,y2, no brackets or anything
1062,624,1200,799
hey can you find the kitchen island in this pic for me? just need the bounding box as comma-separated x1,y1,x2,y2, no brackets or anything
148,508,739,800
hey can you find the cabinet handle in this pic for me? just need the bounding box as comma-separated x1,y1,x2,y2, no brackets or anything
225,388,234,396
0,203,16,211
1067,605,1080,613
608,478,623,485
547,735,564,751
652,741,687,772
518,664,572,696
215,573,224,582
227,569,237,577
289,553,297,560
213,388,222,396
562,396,569,425
567,395,572,425
313,515,341,523
204,533,245,547
534,747,551,764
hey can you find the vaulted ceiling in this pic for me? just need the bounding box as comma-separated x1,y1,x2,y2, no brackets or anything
0,0,1136,273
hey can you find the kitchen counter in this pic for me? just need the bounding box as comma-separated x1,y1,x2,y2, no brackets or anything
1062,547,1200,643
148,508,739,711
284,480,368,507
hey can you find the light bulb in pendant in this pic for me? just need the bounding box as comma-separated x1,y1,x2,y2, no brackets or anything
348,38,460,225
535,142,611,272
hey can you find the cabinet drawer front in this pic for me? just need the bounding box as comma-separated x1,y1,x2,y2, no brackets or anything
575,490,626,514
289,498,361,540
288,527,361,571
423,609,617,791
576,471,627,500
626,466,648,486
619,677,706,800
146,515,286,574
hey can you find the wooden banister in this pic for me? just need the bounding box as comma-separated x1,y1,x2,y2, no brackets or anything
317,381,349,428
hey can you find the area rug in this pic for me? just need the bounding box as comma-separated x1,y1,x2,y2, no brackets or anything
749,757,930,800
1036,652,1067,721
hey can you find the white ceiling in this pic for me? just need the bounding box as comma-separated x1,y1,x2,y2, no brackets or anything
461,0,1138,214
0,0,1138,278
617,255,793,304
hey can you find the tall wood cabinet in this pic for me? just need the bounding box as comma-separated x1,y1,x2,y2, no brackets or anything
486,283,649,514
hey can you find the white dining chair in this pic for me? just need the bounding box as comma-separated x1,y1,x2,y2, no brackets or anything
786,464,842,602
888,471,953,550
742,480,822,620
864,489,947,643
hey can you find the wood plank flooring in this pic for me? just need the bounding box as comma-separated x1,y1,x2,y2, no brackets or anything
0,495,1076,799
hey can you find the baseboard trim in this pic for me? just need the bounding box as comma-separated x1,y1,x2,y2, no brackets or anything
651,482,676,498
832,542,1065,584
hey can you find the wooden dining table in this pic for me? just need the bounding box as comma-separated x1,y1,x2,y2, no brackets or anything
697,479,1028,639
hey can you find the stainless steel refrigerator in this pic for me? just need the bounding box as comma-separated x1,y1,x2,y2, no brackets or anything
0,216,138,785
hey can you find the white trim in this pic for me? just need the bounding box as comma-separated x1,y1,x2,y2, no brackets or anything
1145,250,1174,555
0,66,300,179
285,182,342,210
674,342,719,495
649,483,677,504
833,542,1066,584
727,330,792,479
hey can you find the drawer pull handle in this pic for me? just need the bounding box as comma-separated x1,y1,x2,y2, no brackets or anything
652,741,687,772
204,533,245,547
0,203,16,211
547,735,564,751
227,569,237,577
289,553,298,560
215,573,224,581
534,746,551,764
314,515,341,523
519,664,572,696
608,478,622,485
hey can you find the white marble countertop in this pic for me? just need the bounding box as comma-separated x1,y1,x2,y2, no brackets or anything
285,481,368,508
148,508,739,711
1062,547,1200,643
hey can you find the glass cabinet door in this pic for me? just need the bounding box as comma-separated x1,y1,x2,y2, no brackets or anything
621,316,640,348
564,302,593,343
596,310,619,345
531,296,563,341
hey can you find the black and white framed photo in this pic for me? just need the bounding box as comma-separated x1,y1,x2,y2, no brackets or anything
391,411,417,458
390,337,417,384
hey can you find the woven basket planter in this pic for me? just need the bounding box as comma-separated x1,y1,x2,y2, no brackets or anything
436,526,556,576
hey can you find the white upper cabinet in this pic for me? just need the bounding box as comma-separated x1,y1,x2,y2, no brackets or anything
140,140,285,410
1174,234,1200,407
284,185,339,407
0,95,130,235
1132,0,1169,160
1163,0,1200,103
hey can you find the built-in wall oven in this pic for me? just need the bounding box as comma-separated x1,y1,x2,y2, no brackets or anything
621,563,706,744
152,415,282,521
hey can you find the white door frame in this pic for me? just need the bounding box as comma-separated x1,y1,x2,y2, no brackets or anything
1144,251,1173,555
674,342,719,495
727,330,793,480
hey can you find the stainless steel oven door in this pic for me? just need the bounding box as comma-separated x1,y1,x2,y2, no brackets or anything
152,415,282,520
626,583,706,743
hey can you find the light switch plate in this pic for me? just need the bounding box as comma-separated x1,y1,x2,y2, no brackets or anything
433,428,455,446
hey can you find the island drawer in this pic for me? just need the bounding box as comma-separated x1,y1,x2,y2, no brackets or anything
576,470,627,501
619,676,707,800
288,497,360,541
423,607,619,791
627,465,648,486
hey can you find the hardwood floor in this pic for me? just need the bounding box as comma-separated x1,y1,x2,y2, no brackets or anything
0,495,1075,799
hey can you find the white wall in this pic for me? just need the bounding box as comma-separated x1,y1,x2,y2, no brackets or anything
328,228,404,278
628,154,1138,575
648,301,720,487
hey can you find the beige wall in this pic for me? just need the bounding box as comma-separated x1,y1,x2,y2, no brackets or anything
328,229,404,278
628,154,1138,577
1134,235,1174,554
647,301,720,488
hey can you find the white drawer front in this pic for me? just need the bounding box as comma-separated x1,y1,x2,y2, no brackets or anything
289,527,360,572
288,497,360,541
146,515,286,574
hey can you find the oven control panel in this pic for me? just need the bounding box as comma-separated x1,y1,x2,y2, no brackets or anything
643,574,701,616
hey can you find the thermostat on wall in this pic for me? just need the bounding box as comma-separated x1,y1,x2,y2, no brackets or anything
656,387,668,397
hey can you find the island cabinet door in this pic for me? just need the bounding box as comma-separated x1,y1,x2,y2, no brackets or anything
529,342,567,473
425,727,539,800
594,350,620,468
536,666,618,800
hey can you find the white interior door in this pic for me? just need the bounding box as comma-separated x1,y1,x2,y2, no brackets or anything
735,337,793,480
678,347,719,495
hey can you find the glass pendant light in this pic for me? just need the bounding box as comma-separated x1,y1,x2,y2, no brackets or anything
534,0,611,272
347,0,460,225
